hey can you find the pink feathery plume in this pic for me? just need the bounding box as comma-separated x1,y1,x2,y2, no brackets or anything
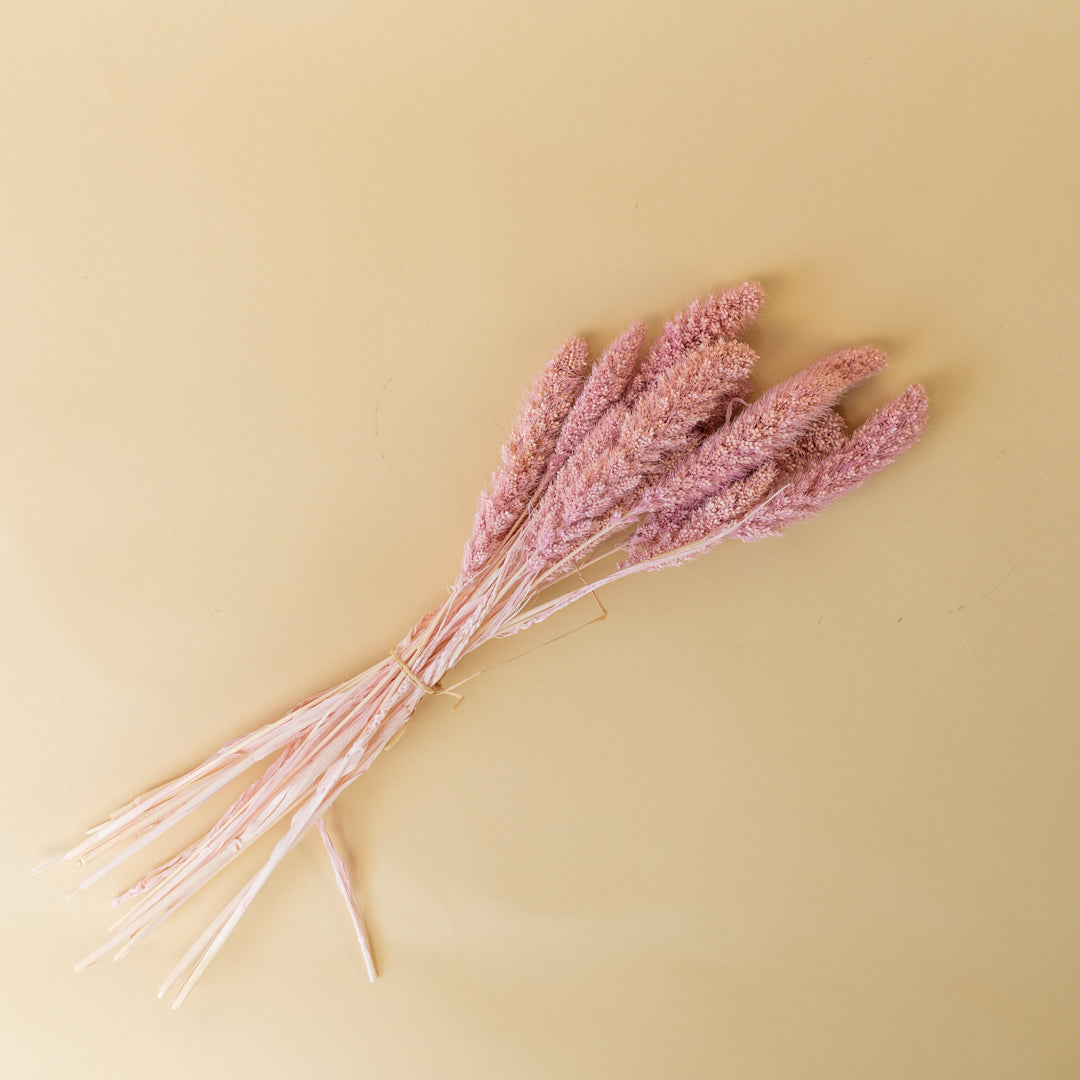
733,384,929,540
529,340,757,571
636,345,887,515
627,280,766,399
624,411,848,568
459,336,591,579
772,409,847,475
624,461,782,569
548,322,646,473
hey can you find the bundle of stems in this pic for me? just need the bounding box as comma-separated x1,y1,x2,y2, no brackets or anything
36,282,928,1006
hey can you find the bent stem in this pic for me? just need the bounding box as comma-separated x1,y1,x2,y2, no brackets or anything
319,819,377,983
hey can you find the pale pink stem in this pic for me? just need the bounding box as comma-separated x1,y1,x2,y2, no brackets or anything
318,819,378,983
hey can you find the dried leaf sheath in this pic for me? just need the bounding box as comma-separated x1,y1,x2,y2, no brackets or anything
37,282,928,1005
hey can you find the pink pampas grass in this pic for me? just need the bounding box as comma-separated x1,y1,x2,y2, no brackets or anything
36,282,927,1006
460,335,591,578
636,345,887,514
628,279,766,396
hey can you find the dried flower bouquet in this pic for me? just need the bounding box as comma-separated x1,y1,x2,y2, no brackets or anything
37,282,928,1005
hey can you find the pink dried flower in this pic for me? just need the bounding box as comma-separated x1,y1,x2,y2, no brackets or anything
37,284,927,1009
529,340,757,570
459,336,591,578
637,345,887,515
624,410,849,568
771,409,848,474
627,280,766,399
733,384,929,540
549,321,646,473
624,461,782,568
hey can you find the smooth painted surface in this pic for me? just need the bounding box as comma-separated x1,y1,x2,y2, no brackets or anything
2,2,1077,1076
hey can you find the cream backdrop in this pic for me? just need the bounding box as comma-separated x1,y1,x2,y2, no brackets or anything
2,2,1077,1077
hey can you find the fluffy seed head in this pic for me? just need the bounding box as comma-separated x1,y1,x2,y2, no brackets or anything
772,410,848,474
624,409,849,569
627,280,766,399
549,322,646,473
636,345,886,515
528,339,757,572
623,460,781,569
734,383,929,540
459,336,591,579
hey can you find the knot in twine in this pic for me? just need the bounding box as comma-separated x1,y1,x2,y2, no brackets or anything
386,578,606,720
388,650,464,707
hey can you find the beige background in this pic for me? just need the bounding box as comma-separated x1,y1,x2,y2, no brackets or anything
3,1,1078,1077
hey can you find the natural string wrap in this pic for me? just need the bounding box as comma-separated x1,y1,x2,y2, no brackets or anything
388,650,448,698
382,578,608,753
